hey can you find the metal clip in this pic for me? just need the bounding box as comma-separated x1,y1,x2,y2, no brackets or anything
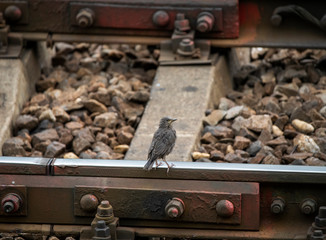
159,13,211,66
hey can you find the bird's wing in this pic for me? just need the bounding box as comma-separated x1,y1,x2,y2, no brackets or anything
151,130,176,158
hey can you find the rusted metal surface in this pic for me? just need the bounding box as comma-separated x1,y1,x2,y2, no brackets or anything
0,1,325,48
0,174,259,231
0,185,27,216
0,0,238,38
0,157,326,239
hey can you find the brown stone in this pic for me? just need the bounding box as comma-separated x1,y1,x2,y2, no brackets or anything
200,132,218,144
32,129,59,146
96,132,110,144
233,136,251,150
248,153,265,164
2,137,28,156
83,99,108,113
266,136,288,147
282,152,313,164
65,121,85,131
73,137,91,155
258,129,273,144
210,150,224,161
15,115,39,131
262,154,281,164
117,131,133,145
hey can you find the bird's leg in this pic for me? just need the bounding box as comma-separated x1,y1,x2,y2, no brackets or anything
154,160,163,170
163,157,175,174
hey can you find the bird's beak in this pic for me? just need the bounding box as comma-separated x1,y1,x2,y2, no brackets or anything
169,118,177,124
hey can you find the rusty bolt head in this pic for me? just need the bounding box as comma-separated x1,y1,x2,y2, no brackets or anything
76,8,94,28
80,194,99,212
216,200,234,218
174,13,190,32
300,199,317,215
152,10,170,27
271,198,285,214
4,5,22,22
196,12,215,33
1,194,21,213
177,38,195,56
97,200,114,217
165,198,185,218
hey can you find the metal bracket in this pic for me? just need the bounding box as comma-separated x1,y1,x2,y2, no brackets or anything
159,13,211,66
0,12,22,58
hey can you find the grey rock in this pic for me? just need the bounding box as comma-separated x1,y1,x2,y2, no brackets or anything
44,141,66,157
247,140,263,156
203,125,234,139
218,97,236,110
306,157,326,166
93,112,119,128
73,137,91,155
2,137,27,156
92,141,113,153
225,106,244,119
31,129,59,146
15,115,39,131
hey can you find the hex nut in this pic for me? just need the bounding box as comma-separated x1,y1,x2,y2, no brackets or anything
271,198,285,214
1,193,21,213
196,12,215,33
76,8,95,28
300,199,317,215
165,198,185,218
216,200,234,217
315,206,326,227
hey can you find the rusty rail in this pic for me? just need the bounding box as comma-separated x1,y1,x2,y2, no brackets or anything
0,157,326,239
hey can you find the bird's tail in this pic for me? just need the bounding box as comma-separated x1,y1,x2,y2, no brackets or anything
143,158,155,170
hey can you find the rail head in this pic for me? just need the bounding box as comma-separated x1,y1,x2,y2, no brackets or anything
1,157,326,184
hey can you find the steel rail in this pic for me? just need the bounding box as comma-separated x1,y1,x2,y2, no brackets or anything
1,157,326,183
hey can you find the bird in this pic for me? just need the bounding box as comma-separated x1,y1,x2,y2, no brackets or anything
143,117,177,173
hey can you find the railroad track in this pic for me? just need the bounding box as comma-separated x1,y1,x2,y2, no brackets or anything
1,1,326,240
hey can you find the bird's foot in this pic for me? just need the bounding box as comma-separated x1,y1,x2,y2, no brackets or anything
155,162,163,170
166,163,175,175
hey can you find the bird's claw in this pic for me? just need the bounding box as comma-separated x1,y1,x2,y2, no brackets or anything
155,162,163,170
166,163,175,175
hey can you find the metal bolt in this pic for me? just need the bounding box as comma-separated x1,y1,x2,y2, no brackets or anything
216,200,234,218
165,198,185,218
152,10,170,27
93,220,111,240
1,194,21,213
271,197,285,214
177,38,195,56
80,194,99,212
196,12,215,33
4,5,22,22
315,206,326,227
174,13,190,32
311,230,324,240
76,8,95,28
270,14,282,27
300,199,317,215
